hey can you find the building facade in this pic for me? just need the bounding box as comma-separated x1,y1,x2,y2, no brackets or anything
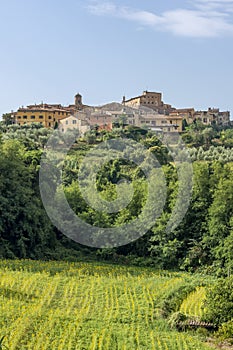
15,104,70,128
193,108,230,126
169,107,230,126
92,106,183,132
12,93,86,128
59,115,90,134
123,91,174,114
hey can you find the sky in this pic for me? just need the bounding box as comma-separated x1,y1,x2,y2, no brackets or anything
1,0,233,117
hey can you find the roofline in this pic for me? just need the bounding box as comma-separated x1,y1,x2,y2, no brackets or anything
124,91,162,103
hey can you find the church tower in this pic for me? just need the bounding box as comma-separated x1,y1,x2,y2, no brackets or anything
75,93,82,108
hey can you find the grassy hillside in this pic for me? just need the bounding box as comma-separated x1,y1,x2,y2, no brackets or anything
0,260,213,350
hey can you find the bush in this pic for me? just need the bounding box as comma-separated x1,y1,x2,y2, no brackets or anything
204,276,233,325
216,320,233,343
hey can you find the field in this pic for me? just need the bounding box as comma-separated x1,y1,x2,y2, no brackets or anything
0,260,212,350
180,287,206,318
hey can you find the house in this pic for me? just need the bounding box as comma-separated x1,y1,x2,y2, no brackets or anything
59,115,90,135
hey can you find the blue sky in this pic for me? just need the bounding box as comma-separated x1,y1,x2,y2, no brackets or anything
1,0,233,116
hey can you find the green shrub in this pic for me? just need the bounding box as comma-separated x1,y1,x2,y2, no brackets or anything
204,277,233,325
216,321,233,343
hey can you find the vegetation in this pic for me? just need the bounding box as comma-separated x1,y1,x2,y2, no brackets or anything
180,287,206,318
0,120,233,346
204,277,233,326
0,122,233,274
0,259,213,349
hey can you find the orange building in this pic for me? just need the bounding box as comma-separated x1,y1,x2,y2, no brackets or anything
15,104,70,128
13,93,86,128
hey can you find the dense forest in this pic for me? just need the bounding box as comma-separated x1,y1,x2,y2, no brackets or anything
0,121,233,276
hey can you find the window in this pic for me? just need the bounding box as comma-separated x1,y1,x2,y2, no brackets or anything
48,122,51,127
62,112,64,115
31,115,35,119
66,120,69,125
72,120,77,124
23,115,27,119
17,116,21,119
203,118,207,123
48,116,52,120
39,115,43,119
170,120,173,124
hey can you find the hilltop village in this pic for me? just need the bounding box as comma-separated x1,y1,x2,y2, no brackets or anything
5,91,231,134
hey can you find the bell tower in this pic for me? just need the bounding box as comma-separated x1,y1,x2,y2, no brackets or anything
75,93,82,108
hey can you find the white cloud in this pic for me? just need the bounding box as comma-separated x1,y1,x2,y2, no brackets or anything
163,9,233,37
88,2,117,16
194,0,233,13
87,1,233,38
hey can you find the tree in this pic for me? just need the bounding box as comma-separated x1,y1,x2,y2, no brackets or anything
203,172,233,270
1,113,15,125
0,139,55,258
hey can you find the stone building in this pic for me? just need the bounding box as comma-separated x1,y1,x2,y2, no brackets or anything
94,103,183,132
59,110,113,134
122,91,174,114
170,107,230,126
59,115,90,134
169,108,195,124
193,108,230,126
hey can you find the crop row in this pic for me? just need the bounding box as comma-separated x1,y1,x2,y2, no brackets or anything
0,261,211,349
